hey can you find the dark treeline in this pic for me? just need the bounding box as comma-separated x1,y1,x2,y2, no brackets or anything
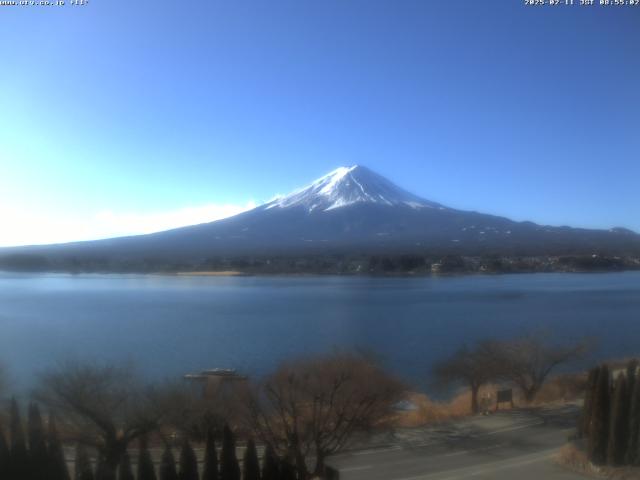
1,252,638,275
581,360,640,467
0,400,69,480
0,352,400,480
0,404,297,480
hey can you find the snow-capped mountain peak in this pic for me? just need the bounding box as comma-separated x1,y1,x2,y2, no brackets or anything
264,165,444,213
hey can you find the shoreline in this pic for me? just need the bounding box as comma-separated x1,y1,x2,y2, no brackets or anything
173,270,246,277
2,268,640,278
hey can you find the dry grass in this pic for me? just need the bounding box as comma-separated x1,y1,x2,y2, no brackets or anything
555,444,640,480
394,385,505,428
531,373,588,406
393,373,588,429
555,444,596,474
608,469,640,480
392,392,466,427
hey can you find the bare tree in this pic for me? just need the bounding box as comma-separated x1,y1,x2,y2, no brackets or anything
433,343,497,414
152,381,219,441
153,378,249,441
487,333,589,403
36,362,164,480
244,352,405,479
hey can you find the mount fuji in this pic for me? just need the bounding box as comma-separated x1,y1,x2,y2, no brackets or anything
2,165,639,270
262,165,445,212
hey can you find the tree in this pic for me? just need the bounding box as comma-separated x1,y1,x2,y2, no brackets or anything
608,374,630,466
487,333,588,403
178,440,199,480
627,360,638,404
48,412,71,480
9,398,29,479
28,403,48,479
580,367,600,438
433,343,497,414
202,430,219,480
159,445,178,480
245,352,404,479
74,444,94,480
37,362,163,480
243,439,260,480
220,425,240,480
95,455,110,480
153,378,245,443
588,365,610,465
137,437,157,480
278,458,296,480
118,452,135,480
627,369,640,465
0,425,9,480
261,444,279,480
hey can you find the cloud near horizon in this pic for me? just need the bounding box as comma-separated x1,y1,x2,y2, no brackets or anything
0,201,257,247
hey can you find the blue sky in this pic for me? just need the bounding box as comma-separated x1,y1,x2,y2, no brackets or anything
1,0,639,246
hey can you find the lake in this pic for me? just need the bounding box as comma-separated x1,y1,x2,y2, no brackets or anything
0,271,639,392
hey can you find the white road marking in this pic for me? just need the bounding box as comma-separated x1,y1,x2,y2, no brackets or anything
394,448,558,480
342,421,541,459
338,442,509,474
334,416,575,477
350,445,402,456
411,442,435,448
442,450,469,458
442,443,506,457
340,465,374,472
483,421,544,435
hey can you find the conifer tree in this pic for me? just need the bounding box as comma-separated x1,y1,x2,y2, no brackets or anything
627,371,640,465
95,451,117,480
202,431,219,480
588,364,611,465
28,403,48,479
95,455,109,480
137,437,157,480
581,367,599,437
49,412,71,480
608,373,630,465
0,426,9,480
9,398,29,479
627,360,638,401
278,458,296,480
159,445,178,480
243,439,260,480
220,425,240,480
261,445,279,480
178,440,199,480
74,444,94,480
118,452,135,480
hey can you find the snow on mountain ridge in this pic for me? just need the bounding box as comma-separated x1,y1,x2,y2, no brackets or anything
264,165,445,213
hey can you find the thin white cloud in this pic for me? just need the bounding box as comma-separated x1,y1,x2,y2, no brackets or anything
0,201,257,247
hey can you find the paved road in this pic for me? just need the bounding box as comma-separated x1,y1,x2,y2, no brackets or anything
327,405,587,480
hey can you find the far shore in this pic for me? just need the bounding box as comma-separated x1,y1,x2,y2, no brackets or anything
173,271,246,277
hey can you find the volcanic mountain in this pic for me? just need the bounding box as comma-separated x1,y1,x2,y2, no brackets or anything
2,165,639,269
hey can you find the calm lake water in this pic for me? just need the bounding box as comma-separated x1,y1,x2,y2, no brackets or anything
0,271,639,391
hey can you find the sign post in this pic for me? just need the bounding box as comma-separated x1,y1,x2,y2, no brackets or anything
495,388,514,411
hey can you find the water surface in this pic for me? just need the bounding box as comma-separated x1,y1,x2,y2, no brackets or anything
0,271,638,391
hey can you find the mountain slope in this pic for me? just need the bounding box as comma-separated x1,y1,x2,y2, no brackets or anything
262,165,444,212
2,166,639,270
